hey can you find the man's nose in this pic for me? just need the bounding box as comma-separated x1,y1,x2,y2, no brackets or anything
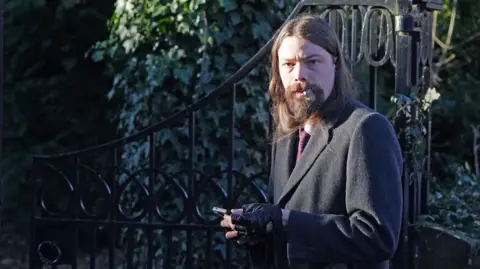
293,63,307,82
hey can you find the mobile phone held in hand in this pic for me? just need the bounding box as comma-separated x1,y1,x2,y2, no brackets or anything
212,207,231,217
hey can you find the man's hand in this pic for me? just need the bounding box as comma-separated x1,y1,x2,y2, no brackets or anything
220,208,243,240
220,203,286,244
220,209,261,245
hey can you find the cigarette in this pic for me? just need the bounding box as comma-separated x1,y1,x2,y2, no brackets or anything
303,89,316,102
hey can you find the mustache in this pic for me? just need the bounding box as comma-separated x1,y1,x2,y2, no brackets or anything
286,83,308,93
285,83,320,111
286,84,317,99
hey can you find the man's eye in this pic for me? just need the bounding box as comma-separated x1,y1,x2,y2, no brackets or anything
283,63,294,67
308,59,320,64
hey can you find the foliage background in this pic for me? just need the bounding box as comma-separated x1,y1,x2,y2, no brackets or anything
2,0,480,267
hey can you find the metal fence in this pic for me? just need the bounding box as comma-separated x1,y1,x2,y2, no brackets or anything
28,0,443,268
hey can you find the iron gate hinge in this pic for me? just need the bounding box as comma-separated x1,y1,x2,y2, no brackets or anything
395,15,413,33
395,14,423,33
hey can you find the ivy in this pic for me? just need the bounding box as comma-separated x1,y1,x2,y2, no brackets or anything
86,0,298,266
2,0,119,228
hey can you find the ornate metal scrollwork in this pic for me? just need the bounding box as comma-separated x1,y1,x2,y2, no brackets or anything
193,170,229,222
37,241,62,265
320,6,396,68
37,164,75,217
361,7,396,67
33,158,269,226
154,168,189,223
413,6,434,94
78,163,112,218
117,168,151,221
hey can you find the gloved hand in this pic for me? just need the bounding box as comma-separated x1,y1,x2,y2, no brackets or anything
231,203,284,239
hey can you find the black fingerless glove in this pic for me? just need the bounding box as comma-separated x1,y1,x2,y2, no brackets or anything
231,203,284,238
233,203,289,269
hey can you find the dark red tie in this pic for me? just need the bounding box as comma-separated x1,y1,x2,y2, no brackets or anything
296,129,310,163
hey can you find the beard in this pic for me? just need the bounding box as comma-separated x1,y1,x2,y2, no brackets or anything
274,83,325,137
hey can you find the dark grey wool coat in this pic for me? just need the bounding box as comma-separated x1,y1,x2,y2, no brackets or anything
248,97,403,269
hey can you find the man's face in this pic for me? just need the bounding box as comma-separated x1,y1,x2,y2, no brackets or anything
277,36,336,116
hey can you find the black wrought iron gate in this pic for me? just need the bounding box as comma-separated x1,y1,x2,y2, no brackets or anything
28,0,442,268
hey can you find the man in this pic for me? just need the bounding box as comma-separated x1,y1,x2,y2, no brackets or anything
220,14,403,269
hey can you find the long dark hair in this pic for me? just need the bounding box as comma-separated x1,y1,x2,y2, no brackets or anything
269,14,356,141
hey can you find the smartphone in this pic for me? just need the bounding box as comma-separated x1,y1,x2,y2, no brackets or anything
212,207,230,217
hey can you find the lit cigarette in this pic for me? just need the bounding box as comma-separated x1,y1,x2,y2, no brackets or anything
303,89,316,103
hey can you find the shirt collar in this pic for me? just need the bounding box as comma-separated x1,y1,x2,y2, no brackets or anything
304,122,313,135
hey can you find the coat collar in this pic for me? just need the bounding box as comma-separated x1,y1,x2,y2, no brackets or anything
275,93,350,206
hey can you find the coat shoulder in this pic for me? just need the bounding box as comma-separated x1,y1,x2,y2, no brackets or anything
339,99,394,134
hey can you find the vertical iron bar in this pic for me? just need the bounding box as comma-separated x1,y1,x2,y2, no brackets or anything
350,7,358,72
28,219,36,268
226,85,236,268
72,157,80,269
409,110,419,269
408,11,421,269
369,13,378,110
90,225,97,269
127,227,134,269
109,148,119,269
148,134,155,269
206,229,213,269
391,26,412,269
0,0,4,224
421,66,432,216
405,26,414,269
186,211,193,267
29,160,39,268
412,38,421,89
165,229,172,269
410,114,419,226
228,85,236,198
423,102,432,215
422,9,435,216
187,111,195,269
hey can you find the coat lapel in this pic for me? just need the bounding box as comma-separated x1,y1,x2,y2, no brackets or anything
274,96,351,206
276,124,329,205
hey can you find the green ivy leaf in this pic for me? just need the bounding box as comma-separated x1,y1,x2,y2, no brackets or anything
218,0,237,12
232,52,249,65
230,12,242,25
91,50,104,62
252,21,271,40
459,175,476,186
173,66,194,85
